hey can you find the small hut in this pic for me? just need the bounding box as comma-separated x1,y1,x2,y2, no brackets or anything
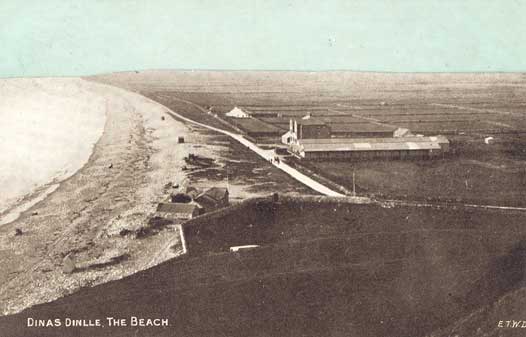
225,107,250,118
195,187,229,212
155,203,202,220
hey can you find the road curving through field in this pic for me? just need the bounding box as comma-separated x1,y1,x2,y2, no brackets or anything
132,92,360,199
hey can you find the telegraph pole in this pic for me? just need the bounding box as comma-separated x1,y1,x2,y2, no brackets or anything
352,170,356,197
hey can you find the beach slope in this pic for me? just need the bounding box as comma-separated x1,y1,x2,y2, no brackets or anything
0,78,197,314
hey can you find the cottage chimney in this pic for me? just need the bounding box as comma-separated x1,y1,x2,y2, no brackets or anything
294,120,298,135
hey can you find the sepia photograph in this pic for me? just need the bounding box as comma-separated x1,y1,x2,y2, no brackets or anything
0,1,525,336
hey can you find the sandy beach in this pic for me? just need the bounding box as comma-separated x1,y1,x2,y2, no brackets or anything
0,76,310,315
0,78,208,314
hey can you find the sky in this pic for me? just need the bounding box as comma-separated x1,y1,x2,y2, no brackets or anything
1,0,525,78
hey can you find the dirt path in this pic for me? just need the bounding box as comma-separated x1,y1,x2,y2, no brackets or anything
137,94,363,199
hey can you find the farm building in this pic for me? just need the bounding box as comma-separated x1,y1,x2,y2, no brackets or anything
289,136,450,160
225,106,250,118
283,114,449,160
290,118,331,139
155,203,203,220
330,123,397,138
393,127,413,138
281,130,294,144
195,187,229,212
289,117,396,139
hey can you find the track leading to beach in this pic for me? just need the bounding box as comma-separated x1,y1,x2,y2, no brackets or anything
106,86,526,213
137,94,526,211
137,94,361,199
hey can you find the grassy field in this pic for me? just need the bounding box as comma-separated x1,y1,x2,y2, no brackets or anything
4,196,526,337
184,132,312,197
305,153,526,206
226,117,285,135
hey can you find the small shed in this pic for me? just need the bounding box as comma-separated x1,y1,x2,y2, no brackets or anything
230,245,260,252
484,136,495,144
225,107,250,118
292,118,332,139
195,187,229,212
155,203,202,220
393,128,412,138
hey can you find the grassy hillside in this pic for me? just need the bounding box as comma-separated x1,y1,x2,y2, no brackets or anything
2,196,525,337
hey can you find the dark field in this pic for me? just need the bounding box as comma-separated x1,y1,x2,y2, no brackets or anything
225,117,285,136
301,140,526,206
2,196,525,337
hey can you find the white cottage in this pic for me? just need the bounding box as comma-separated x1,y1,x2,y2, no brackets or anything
225,107,250,118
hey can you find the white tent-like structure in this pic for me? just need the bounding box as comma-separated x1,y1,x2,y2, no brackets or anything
225,106,249,118
393,127,413,138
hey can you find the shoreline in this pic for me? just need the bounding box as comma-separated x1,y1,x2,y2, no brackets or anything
0,108,108,227
0,79,201,314
0,78,107,222
0,77,309,316
0,183,60,226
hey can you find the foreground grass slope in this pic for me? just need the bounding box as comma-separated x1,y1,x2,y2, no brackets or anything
1,196,525,337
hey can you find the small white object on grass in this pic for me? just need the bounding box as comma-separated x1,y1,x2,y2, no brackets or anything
62,254,76,274
230,245,260,252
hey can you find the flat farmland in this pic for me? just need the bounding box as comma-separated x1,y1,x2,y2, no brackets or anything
260,116,371,125
242,105,330,110
91,71,526,206
362,109,490,117
393,121,512,134
226,117,285,136
143,92,236,131
302,152,526,207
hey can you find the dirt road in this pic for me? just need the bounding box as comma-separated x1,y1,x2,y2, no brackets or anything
137,95,369,199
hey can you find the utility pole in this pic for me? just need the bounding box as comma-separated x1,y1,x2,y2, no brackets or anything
352,170,356,197
226,163,230,191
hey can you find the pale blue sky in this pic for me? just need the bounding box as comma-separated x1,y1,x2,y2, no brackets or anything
1,0,525,78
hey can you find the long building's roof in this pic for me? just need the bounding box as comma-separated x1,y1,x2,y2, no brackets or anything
298,136,449,145
196,187,229,202
300,141,442,153
296,136,448,153
156,202,200,214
